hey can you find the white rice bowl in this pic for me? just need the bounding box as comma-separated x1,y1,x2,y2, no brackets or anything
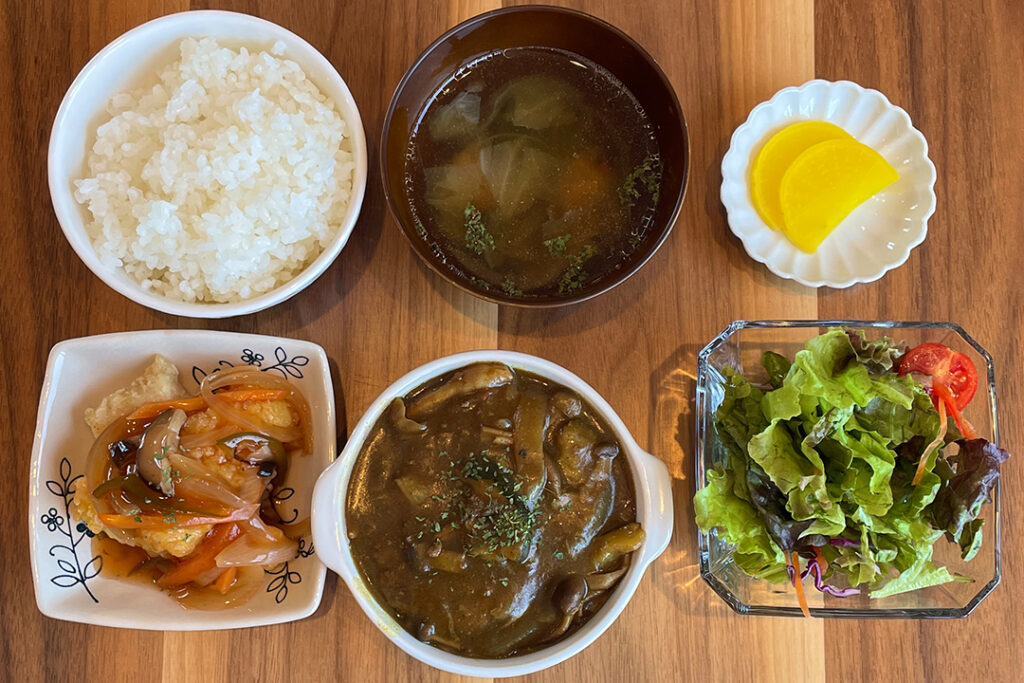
73,37,355,303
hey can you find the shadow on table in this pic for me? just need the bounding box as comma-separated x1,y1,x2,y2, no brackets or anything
645,340,719,615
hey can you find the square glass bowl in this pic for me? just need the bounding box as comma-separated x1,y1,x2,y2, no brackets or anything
695,320,1001,617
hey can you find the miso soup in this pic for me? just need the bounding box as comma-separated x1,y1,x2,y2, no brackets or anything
403,47,662,299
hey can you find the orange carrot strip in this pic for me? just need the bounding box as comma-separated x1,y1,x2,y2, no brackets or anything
98,513,217,529
933,381,979,440
158,524,242,587
126,389,287,422
913,391,947,486
813,546,828,575
218,389,286,403
99,504,258,530
792,551,811,618
214,566,238,594
127,396,207,421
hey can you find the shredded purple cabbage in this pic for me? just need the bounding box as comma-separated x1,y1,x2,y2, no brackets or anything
807,560,860,598
787,555,861,598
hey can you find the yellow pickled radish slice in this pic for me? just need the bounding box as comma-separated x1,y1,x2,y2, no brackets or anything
750,121,852,230
779,139,899,253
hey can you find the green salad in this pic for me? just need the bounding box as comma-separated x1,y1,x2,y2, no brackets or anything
694,329,1009,608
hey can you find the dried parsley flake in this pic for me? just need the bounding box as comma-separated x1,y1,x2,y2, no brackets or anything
543,234,571,257
618,154,663,208
464,203,494,255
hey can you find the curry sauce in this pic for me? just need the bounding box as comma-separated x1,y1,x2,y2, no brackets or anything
346,362,644,658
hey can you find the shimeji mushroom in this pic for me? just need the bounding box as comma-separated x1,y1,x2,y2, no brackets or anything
406,362,515,419
136,408,187,496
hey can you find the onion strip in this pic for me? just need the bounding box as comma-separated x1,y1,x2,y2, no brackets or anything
282,517,311,541
179,423,242,451
168,453,248,510
200,368,310,450
84,419,139,545
215,527,297,568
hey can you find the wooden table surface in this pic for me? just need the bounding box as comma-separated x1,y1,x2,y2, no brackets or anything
2,0,1022,681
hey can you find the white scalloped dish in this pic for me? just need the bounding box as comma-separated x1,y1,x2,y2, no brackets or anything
721,80,936,288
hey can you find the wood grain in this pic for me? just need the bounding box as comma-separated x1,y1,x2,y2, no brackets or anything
1,0,1021,681
814,1,1024,681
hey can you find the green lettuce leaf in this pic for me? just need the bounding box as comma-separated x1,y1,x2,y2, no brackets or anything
747,421,815,494
762,382,801,423
745,464,829,549
871,558,953,598
694,469,786,581
869,517,952,598
854,380,939,444
833,430,896,501
714,368,768,502
846,329,906,374
715,367,768,450
791,329,915,412
804,406,853,447
790,330,862,410
761,351,792,389
841,459,892,517
830,525,885,587
787,478,845,537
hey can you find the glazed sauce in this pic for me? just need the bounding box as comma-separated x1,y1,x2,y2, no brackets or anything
93,533,154,581
91,534,264,609
403,47,662,298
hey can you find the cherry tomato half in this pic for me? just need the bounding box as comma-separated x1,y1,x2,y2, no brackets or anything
897,342,978,410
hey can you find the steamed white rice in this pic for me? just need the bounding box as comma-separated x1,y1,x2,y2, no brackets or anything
73,37,355,303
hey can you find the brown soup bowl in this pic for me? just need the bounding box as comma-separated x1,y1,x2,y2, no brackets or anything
380,5,689,306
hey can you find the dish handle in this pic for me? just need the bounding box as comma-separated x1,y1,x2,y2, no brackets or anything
310,458,350,579
634,449,675,568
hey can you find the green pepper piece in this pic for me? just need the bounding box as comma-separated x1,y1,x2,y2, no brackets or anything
93,473,224,515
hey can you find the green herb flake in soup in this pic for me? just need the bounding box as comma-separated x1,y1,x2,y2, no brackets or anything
404,47,663,298
345,363,645,658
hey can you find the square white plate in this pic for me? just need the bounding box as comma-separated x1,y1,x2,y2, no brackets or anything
28,330,334,629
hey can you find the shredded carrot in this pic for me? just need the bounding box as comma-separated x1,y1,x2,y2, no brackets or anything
932,381,979,440
948,404,978,440
813,546,828,575
791,551,811,618
217,389,286,403
158,524,242,587
98,513,217,529
126,389,287,422
127,396,207,421
98,504,257,530
913,390,947,486
214,567,238,594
